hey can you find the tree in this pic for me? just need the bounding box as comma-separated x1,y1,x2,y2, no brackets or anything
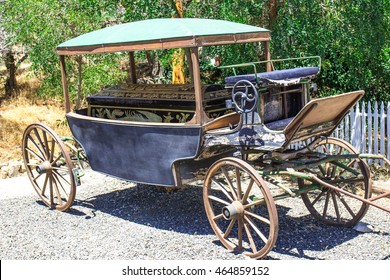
1,0,388,102
0,0,124,100
0,6,28,97
271,0,390,100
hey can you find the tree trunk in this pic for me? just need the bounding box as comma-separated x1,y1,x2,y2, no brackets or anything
268,0,282,28
171,0,186,84
4,50,17,97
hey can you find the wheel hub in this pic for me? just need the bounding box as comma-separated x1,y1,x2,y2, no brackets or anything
222,201,244,220
36,161,52,174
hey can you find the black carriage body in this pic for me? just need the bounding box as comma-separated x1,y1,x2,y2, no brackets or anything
67,112,203,186
66,84,238,187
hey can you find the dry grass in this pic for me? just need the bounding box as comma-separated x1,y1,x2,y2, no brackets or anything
0,69,70,164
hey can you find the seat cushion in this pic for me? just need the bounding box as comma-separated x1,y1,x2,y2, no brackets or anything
225,67,319,86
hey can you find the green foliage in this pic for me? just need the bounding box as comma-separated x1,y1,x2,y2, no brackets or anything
0,0,388,102
271,0,389,101
0,0,124,99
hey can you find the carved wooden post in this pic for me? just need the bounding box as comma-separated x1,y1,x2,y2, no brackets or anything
129,51,137,84
190,47,204,124
264,41,271,72
59,55,70,113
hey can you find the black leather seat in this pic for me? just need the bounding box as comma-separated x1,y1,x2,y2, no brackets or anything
225,67,320,86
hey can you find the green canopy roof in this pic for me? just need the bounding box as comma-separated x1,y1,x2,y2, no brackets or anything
57,18,270,55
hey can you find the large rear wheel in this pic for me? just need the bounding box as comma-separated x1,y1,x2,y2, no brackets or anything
22,123,76,211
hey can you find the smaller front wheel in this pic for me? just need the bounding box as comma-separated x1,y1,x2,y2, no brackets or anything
298,137,371,227
22,123,76,211
203,157,278,259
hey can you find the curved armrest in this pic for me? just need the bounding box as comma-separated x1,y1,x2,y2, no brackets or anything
203,112,241,132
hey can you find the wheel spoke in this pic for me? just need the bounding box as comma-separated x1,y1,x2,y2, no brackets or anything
322,191,331,217
208,195,230,206
220,167,238,200
32,172,43,183
52,172,69,197
51,153,64,166
27,135,46,159
41,174,49,196
235,167,242,200
325,162,331,177
49,138,56,162
25,147,44,162
53,178,63,206
330,164,337,179
331,192,341,222
211,178,234,202
244,216,268,244
49,175,54,206
311,189,326,206
42,130,50,159
335,192,357,218
33,128,48,159
244,198,265,209
213,213,224,221
237,218,243,250
244,210,270,225
52,166,70,173
243,222,257,253
223,218,236,239
318,164,326,176
52,169,71,186
242,178,254,203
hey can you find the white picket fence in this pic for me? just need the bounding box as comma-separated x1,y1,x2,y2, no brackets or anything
291,101,390,166
334,101,390,166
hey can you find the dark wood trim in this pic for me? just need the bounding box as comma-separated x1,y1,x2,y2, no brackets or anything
56,33,271,56
185,48,193,83
59,55,71,113
264,41,271,72
190,47,203,125
66,112,201,128
129,52,137,84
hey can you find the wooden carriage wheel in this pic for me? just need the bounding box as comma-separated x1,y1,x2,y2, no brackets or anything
22,123,76,211
298,137,372,227
203,157,278,259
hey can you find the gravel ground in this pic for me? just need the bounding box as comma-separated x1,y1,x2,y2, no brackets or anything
0,168,389,260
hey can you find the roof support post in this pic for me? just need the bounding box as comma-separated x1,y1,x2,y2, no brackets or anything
185,48,193,83
190,47,205,125
59,55,71,113
128,51,137,84
264,40,271,72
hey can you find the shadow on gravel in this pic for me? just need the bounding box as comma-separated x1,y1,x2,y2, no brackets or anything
68,183,366,258
268,205,362,260
73,184,214,235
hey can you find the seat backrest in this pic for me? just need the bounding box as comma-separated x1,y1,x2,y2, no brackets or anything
284,90,364,143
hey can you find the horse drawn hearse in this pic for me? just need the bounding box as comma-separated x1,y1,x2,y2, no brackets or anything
22,18,390,259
